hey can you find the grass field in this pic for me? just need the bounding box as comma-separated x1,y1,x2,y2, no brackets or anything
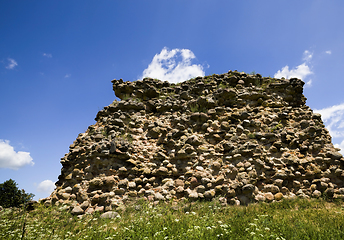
1,197,344,239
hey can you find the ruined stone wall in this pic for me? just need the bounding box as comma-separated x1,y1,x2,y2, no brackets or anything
43,70,344,215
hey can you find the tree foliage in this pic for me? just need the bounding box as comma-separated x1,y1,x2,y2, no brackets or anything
0,179,34,208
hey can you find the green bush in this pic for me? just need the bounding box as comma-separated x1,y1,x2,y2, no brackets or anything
0,179,34,208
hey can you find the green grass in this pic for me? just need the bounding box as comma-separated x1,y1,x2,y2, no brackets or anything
190,104,207,113
122,94,131,101
217,83,227,89
1,198,344,239
159,92,177,100
270,124,283,133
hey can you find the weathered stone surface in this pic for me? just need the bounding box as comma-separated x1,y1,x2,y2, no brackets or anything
100,211,120,219
154,192,165,201
264,192,274,202
71,206,84,215
204,189,216,199
274,192,283,201
189,191,199,200
80,200,90,210
263,184,280,194
242,184,255,195
312,190,322,198
95,206,104,212
85,207,94,215
42,71,344,214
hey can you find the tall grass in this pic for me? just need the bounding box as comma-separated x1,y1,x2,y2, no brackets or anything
1,197,344,239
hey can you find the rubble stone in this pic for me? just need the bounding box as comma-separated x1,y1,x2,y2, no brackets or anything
41,71,344,215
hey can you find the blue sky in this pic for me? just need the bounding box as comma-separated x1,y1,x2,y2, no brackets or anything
1,1,344,200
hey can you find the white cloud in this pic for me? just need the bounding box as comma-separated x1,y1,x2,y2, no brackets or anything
325,50,332,55
274,63,313,80
43,53,52,58
314,103,344,138
314,103,344,154
334,140,344,155
64,74,71,78
303,50,313,62
37,180,55,193
0,140,34,170
274,50,314,83
305,79,312,88
141,47,205,83
6,58,18,69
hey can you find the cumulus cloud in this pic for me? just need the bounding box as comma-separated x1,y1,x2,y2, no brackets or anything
141,47,205,83
37,180,55,193
6,58,18,69
314,103,344,138
43,53,52,58
325,50,332,55
274,63,313,80
0,140,34,170
274,50,314,83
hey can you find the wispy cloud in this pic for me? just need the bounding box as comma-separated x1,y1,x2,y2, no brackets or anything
314,103,344,139
37,179,55,194
274,50,313,83
0,140,34,170
64,74,71,78
305,79,312,88
325,50,332,55
303,50,313,62
141,47,205,83
5,58,18,69
43,53,52,58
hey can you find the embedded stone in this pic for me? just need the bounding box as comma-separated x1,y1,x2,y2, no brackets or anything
174,179,185,187
204,189,216,199
114,188,126,195
64,187,73,193
85,207,94,215
263,184,280,194
154,192,165,201
324,188,334,198
80,200,90,210
312,190,322,198
242,184,255,195
95,206,104,212
118,179,128,188
61,193,70,200
48,72,344,212
157,167,169,175
264,192,274,201
255,194,266,202
274,192,283,201
71,206,84,215
128,182,136,189
326,151,342,160
100,211,120,219
187,190,199,200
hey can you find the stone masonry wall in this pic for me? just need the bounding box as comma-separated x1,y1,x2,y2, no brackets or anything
42,70,344,215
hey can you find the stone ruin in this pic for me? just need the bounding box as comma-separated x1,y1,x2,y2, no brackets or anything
42,70,344,215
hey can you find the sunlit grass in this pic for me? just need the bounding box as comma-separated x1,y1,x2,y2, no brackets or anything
1,197,344,239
